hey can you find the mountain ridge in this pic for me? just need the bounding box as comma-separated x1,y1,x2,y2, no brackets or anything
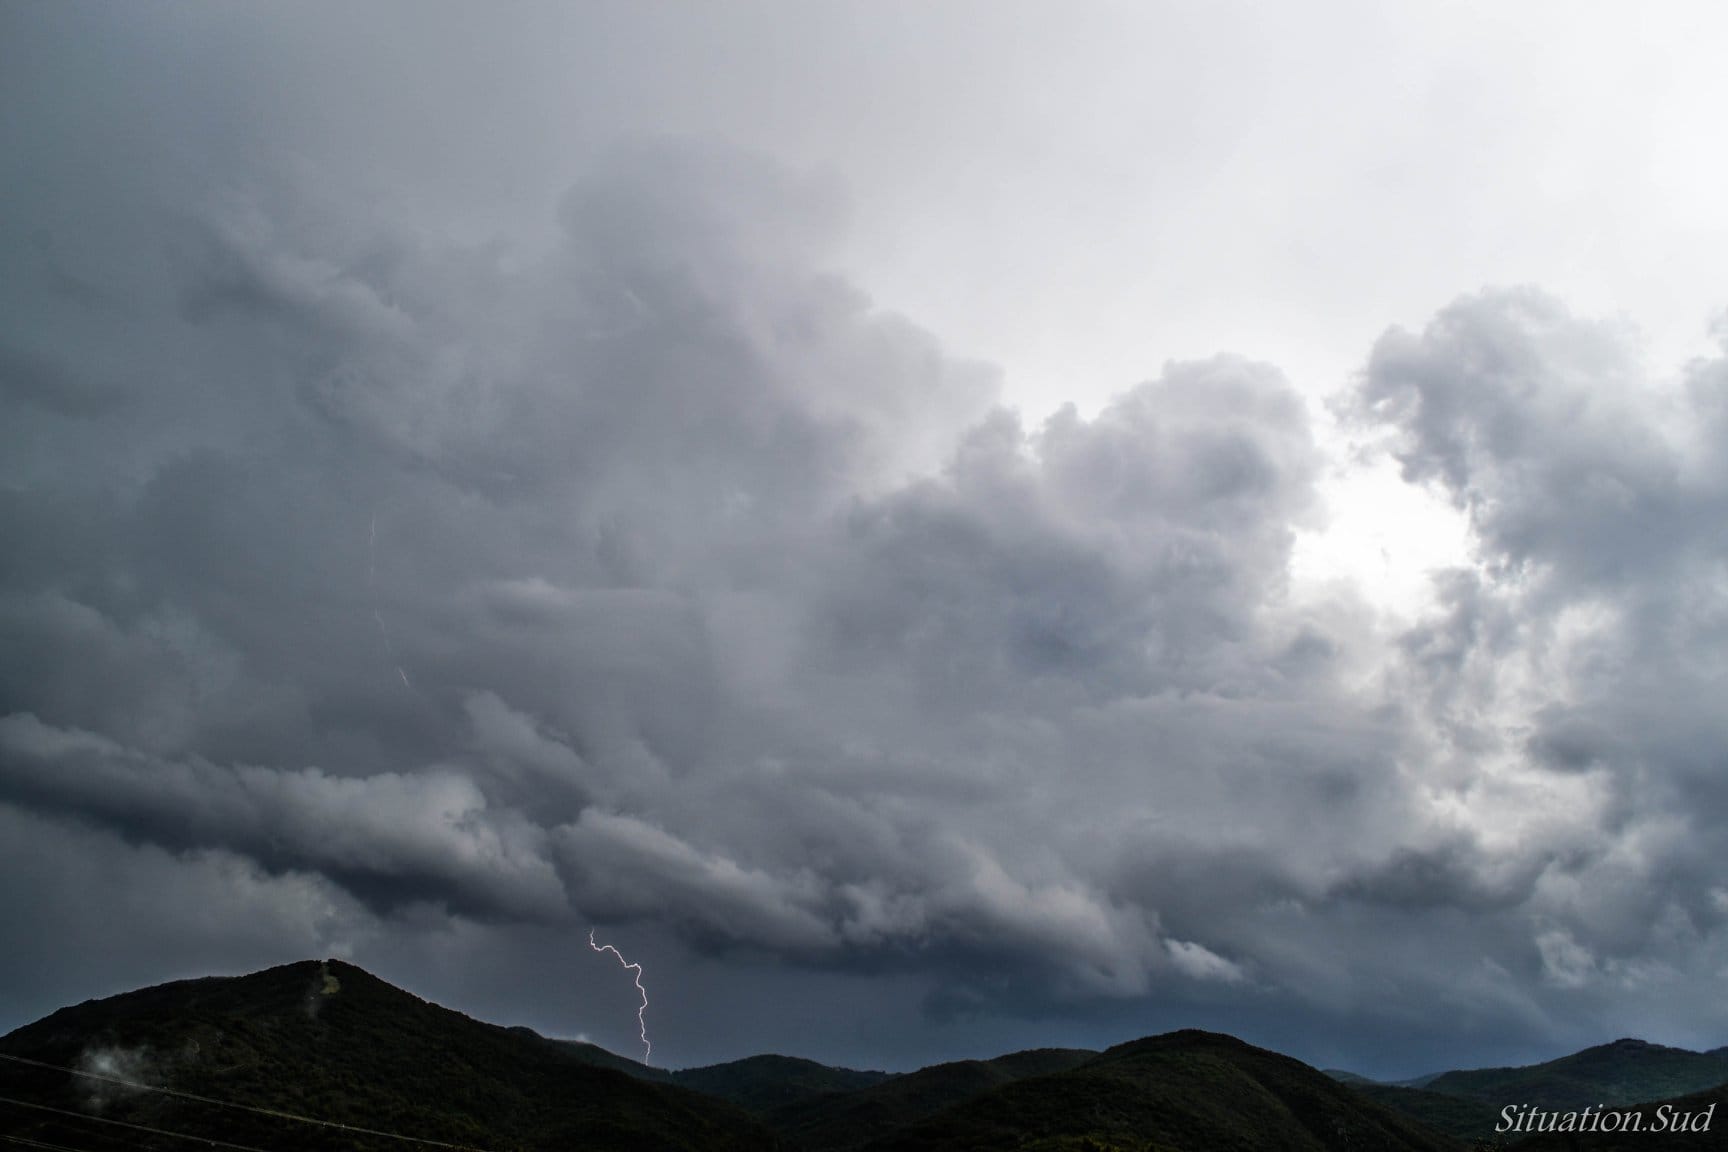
6,959,1724,1151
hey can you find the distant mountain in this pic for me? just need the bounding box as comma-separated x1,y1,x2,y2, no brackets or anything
0,959,775,1152
514,1025,897,1114
866,1030,1463,1151
761,1048,1097,1150
530,1030,895,1112
1396,1071,1446,1089
673,1053,894,1112
986,1048,1102,1080
35,961,1716,1151
1423,1038,1728,1112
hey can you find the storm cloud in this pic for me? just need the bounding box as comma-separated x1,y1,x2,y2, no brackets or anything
5,2,1728,1076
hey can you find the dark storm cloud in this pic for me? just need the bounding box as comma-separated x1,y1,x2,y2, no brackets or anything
10,129,1727,1062
7,4,1728,1074
807,358,1322,706
0,127,1399,1014
0,712,564,920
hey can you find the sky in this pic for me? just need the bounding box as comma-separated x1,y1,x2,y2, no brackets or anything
4,1,1728,1079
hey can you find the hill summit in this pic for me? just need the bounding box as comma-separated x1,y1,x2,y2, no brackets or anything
0,959,773,1151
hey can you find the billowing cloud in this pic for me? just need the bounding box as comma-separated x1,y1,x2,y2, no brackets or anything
6,5,1728,1076
1337,289,1728,1023
1,138,1379,1011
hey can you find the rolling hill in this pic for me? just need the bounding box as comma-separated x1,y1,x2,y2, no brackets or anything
38,960,1723,1150
863,1030,1465,1151
1317,1038,1728,1145
674,1053,895,1112
0,959,776,1152
1422,1038,1728,1113
1345,1081,1508,1144
760,1048,1097,1150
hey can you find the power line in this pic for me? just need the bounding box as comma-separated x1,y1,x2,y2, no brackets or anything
3,1124,140,1152
4,1132,118,1152
0,1054,501,1152
0,1096,275,1152
2,1103,164,1152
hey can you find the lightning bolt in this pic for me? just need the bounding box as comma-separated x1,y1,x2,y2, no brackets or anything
589,929,652,1063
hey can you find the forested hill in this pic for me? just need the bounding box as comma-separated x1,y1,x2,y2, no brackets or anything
0,959,776,1151
35,960,1721,1150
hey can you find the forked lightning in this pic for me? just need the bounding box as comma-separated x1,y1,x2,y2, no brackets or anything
589,930,652,1063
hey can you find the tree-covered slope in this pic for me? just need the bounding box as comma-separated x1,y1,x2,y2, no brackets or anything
866,1030,1465,1152
0,959,776,1152
760,1048,1096,1150
1425,1039,1728,1112
1348,1081,1510,1144
673,1053,894,1112
23,960,1713,1152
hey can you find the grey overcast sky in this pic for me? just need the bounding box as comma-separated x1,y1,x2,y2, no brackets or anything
4,1,1728,1078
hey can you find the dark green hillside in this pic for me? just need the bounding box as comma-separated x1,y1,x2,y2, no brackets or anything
25,960,1717,1152
672,1053,894,1111
986,1048,1099,1080
529,1030,672,1082
537,1034,893,1113
867,1030,1464,1152
761,1049,1092,1150
1347,1039,1728,1144
1395,1072,1447,1089
0,959,776,1152
765,1057,1022,1150
1426,1039,1728,1112
1349,1082,1510,1143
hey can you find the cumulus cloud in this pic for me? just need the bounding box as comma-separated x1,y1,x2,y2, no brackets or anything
0,137,1383,1014
6,10,1728,1070
1336,289,1728,1030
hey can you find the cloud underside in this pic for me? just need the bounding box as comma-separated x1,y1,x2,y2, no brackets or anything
6,135,1728,1053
